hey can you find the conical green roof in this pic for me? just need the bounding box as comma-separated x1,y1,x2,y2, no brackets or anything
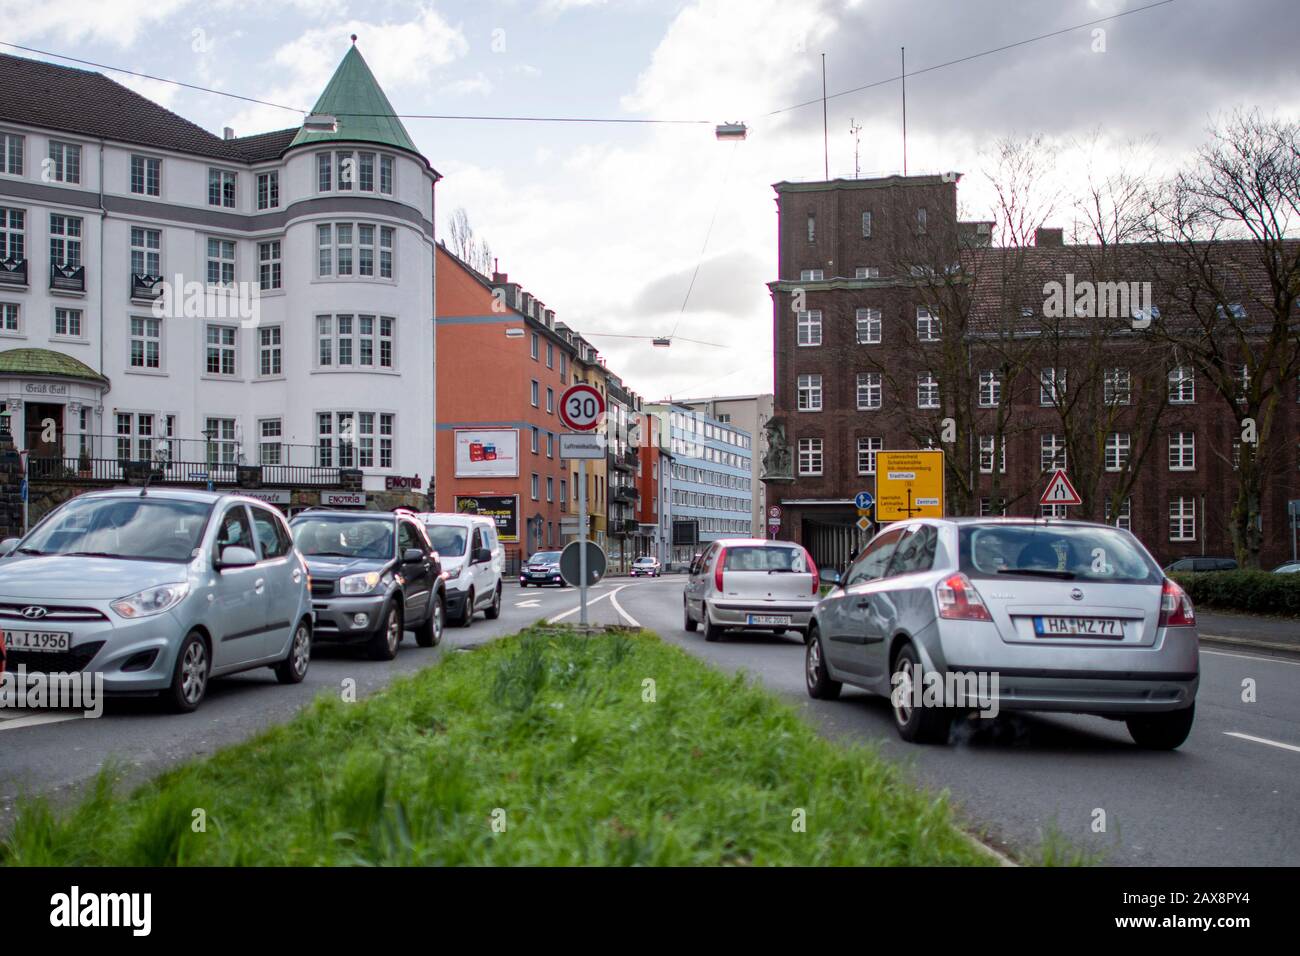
290,45,419,155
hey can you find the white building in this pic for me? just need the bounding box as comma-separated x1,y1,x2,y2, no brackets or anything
0,45,438,508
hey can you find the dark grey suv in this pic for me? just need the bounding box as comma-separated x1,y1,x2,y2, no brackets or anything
290,510,445,660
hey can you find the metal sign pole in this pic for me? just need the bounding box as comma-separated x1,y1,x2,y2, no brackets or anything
579,456,589,626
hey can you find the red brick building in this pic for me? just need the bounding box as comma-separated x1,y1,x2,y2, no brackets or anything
434,245,573,565
764,174,1300,570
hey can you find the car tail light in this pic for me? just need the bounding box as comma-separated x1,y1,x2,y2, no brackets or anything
936,573,992,621
1159,578,1195,627
715,547,727,592
804,548,819,595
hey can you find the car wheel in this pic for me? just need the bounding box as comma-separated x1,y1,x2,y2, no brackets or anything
459,589,476,627
415,596,444,648
520,581,528,588
1126,703,1195,750
703,605,724,642
484,585,502,620
684,599,698,632
805,627,841,700
165,630,210,713
367,603,403,661
274,619,312,684
890,643,952,744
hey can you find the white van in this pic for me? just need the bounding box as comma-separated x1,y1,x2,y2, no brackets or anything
414,512,504,627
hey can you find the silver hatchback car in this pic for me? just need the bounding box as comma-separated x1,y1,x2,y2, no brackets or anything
0,489,313,712
683,538,820,641
807,518,1199,749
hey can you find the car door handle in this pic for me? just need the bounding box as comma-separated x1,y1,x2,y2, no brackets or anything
255,578,265,593
856,599,871,608
291,569,302,583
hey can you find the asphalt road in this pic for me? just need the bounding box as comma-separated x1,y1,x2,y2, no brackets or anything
3,576,1298,866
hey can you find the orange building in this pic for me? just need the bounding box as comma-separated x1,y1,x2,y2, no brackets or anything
434,244,574,566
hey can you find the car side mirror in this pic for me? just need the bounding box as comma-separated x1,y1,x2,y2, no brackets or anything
472,547,491,564
0,537,19,558
218,545,258,569
403,547,426,564
819,568,842,589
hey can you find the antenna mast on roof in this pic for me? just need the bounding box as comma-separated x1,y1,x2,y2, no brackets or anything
901,47,908,176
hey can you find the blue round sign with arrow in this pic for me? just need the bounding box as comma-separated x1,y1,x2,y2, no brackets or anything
854,491,874,510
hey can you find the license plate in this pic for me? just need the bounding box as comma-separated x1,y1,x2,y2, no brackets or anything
748,614,792,626
1033,617,1122,638
4,630,72,652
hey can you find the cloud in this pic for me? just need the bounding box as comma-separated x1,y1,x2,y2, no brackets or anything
0,0,192,47
439,72,494,97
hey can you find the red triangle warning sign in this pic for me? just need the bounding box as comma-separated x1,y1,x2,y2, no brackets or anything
1040,469,1082,506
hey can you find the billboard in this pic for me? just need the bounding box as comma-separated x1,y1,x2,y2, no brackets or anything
453,428,519,478
455,494,520,543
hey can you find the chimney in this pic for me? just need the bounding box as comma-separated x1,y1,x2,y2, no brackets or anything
223,127,235,140
492,271,507,283
1035,226,1064,247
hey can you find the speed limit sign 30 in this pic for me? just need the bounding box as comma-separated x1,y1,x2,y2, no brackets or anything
559,383,606,432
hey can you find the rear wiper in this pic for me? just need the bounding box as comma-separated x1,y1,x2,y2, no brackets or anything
997,568,1076,580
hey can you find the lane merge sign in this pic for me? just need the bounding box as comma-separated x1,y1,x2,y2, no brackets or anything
875,450,944,521
559,383,606,432
1040,469,1082,506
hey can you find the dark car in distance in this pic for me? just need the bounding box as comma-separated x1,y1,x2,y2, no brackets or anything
1164,556,1238,573
290,510,445,660
520,550,566,587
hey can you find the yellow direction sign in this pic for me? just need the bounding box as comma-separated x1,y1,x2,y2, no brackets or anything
875,450,945,521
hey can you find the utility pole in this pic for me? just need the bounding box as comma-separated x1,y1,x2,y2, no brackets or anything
901,47,908,175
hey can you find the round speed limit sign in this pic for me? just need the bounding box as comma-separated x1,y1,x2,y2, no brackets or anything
559,383,606,431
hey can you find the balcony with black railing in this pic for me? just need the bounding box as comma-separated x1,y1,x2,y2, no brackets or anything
131,272,164,301
0,255,27,287
50,263,85,293
27,435,345,489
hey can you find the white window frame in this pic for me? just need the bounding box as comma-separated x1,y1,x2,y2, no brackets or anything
916,307,940,342
1040,433,1066,472
47,140,81,184
1170,497,1196,542
204,323,239,378
857,437,882,476
1105,497,1133,531
1105,432,1131,472
205,236,235,286
861,211,872,238
916,372,940,410
978,369,1001,408
0,301,20,336
207,167,236,208
856,372,881,410
258,325,283,378
258,418,283,465
52,306,83,341
128,314,163,372
1040,367,1065,406
130,226,161,278
798,437,823,476
979,435,1006,474
796,310,822,346
1168,366,1194,404
797,373,823,412
1169,431,1196,471
0,131,24,176
256,170,280,210
1104,367,1131,406
855,307,881,344
0,206,24,264
258,239,282,291
314,313,396,371
130,154,161,197
49,213,82,269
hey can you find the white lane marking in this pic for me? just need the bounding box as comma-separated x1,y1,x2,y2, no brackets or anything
514,600,542,608
546,588,618,624
609,586,640,628
0,712,87,731
1224,731,1300,754
1202,648,1300,667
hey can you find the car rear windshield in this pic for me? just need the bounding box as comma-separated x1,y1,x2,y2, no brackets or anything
959,524,1160,583
20,496,212,562
292,518,394,559
424,524,467,556
723,545,809,572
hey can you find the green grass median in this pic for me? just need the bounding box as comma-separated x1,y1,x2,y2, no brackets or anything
3,627,992,866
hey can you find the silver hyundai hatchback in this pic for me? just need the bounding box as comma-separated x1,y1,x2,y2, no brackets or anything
0,489,313,712
806,518,1199,749
683,538,821,641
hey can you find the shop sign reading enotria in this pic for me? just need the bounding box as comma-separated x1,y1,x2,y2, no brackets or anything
321,491,368,507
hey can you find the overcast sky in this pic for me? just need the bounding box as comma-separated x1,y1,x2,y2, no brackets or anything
7,0,1298,403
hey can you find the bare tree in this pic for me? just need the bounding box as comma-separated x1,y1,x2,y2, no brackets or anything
447,207,495,277
1144,111,1300,567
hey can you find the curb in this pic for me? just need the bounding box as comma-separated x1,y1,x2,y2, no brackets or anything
1199,633,1300,657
